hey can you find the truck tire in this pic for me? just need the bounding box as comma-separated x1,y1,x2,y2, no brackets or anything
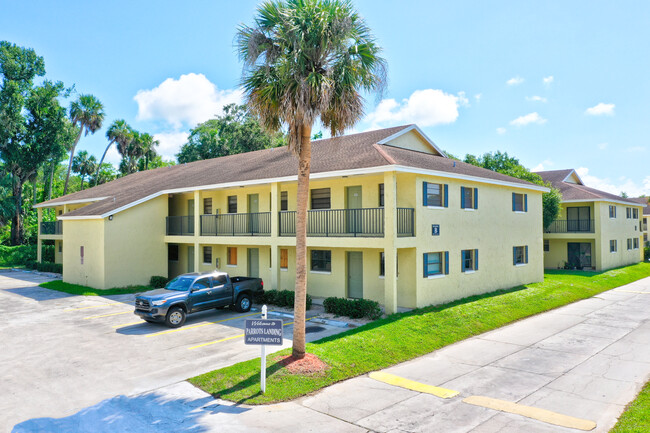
165,307,186,328
234,293,252,313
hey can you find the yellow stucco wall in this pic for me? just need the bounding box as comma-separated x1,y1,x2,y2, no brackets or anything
62,219,105,288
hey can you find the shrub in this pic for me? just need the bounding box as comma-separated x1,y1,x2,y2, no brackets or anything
36,262,62,274
257,289,312,310
150,276,168,288
0,245,37,266
323,297,382,320
645,246,650,261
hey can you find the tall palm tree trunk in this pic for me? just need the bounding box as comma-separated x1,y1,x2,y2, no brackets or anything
10,175,24,245
292,124,311,359
48,162,55,200
63,129,83,195
95,144,111,186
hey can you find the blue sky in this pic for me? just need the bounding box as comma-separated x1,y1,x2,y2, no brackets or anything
2,0,649,195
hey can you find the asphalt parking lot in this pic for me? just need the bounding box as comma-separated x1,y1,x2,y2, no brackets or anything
0,270,345,432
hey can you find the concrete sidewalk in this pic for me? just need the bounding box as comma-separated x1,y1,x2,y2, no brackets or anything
13,276,650,433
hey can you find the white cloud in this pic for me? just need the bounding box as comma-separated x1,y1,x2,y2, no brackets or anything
365,89,463,128
134,73,243,128
474,93,482,102
457,91,470,107
585,102,615,116
626,146,646,152
576,167,650,197
526,95,547,103
506,76,524,86
597,142,608,150
103,145,121,166
154,131,190,160
496,127,506,135
531,160,554,172
509,112,547,126
543,75,554,85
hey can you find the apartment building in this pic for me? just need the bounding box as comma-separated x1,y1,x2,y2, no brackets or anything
35,125,546,312
536,169,644,270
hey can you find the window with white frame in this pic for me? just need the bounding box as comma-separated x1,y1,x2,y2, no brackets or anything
513,246,528,265
609,205,616,218
280,191,288,211
203,246,212,264
228,196,237,213
512,193,527,212
544,239,550,252
634,237,639,249
610,240,617,253
626,207,632,219
310,250,331,272
423,182,447,207
633,208,639,219
310,188,331,209
627,238,633,250
424,251,448,277
203,198,212,214
461,187,478,209
461,249,478,272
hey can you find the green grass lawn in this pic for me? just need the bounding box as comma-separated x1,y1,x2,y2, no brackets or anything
610,381,650,433
39,280,150,296
189,263,650,405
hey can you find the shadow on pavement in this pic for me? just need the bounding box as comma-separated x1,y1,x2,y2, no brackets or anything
4,286,74,301
12,388,249,433
115,309,257,336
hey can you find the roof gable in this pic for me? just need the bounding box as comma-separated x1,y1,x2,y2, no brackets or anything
378,125,446,157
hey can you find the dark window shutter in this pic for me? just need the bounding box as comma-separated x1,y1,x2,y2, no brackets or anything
524,194,528,212
512,193,516,211
475,249,479,270
423,182,428,206
525,245,529,263
423,253,428,277
474,188,478,209
513,246,517,265
460,186,465,209
444,251,449,274
444,184,448,208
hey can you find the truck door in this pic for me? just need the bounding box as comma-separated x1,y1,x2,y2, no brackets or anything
188,277,214,311
212,274,232,306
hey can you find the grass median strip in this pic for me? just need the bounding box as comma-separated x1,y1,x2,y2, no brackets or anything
40,280,149,296
189,263,650,405
610,380,650,433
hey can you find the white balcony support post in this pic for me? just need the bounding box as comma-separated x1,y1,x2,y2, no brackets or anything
37,208,43,263
383,171,398,314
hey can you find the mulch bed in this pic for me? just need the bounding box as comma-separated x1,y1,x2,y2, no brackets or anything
275,353,330,375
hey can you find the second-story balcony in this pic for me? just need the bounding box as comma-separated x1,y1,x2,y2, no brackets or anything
201,213,271,236
545,219,595,234
279,208,415,237
166,216,194,236
40,221,63,235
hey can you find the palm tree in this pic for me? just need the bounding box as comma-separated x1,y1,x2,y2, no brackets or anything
71,150,97,190
64,94,104,195
97,119,132,185
139,133,159,171
237,0,386,359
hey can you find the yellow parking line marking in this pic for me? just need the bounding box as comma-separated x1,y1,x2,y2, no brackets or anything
65,302,121,311
463,396,596,431
614,290,650,294
112,320,144,329
188,318,311,350
369,372,459,399
83,311,132,320
146,312,261,337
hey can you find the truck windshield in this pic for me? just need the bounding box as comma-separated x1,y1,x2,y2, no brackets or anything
165,277,194,291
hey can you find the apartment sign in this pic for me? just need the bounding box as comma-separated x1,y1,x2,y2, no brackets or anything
431,224,440,236
245,319,283,345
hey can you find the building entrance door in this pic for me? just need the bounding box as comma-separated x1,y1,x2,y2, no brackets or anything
248,248,259,277
347,251,363,298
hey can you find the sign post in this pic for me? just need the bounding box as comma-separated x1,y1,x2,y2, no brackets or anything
244,305,283,394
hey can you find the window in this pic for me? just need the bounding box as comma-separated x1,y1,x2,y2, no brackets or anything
610,240,617,253
80,246,84,265
310,250,331,272
168,244,179,261
461,249,478,272
512,193,528,212
626,207,632,219
379,184,384,207
461,187,478,210
544,240,549,252
424,251,449,277
513,246,529,265
193,278,210,289
634,237,640,249
228,196,237,213
203,246,212,264
379,252,385,276
203,198,212,214
214,274,227,285
311,188,331,209
423,182,447,207
227,247,237,265
609,205,616,218
633,208,639,219
58,242,62,253
281,191,288,211
280,248,288,269
627,238,633,250
58,210,62,215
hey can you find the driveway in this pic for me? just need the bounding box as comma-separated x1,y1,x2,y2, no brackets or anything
0,270,344,432
12,275,650,433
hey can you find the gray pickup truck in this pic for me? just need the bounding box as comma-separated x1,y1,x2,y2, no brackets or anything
134,271,264,328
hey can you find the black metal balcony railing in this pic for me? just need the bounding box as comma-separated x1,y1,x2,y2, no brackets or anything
545,219,595,234
200,213,271,236
279,208,415,237
40,221,63,235
166,216,194,236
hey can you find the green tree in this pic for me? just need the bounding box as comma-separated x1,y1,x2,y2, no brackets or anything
64,94,104,194
463,151,562,229
90,162,118,186
176,104,285,163
71,150,97,190
237,0,386,359
101,119,133,181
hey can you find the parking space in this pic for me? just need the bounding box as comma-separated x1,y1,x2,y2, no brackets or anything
0,270,346,432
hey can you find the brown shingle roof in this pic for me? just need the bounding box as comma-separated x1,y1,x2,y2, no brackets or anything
536,169,642,206
39,125,544,218
630,197,650,215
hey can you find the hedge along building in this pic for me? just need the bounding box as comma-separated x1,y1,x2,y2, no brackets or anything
35,125,547,313
536,169,644,271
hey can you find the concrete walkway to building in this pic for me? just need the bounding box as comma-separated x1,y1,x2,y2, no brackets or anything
13,276,650,433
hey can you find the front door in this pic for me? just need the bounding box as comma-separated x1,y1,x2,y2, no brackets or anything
248,194,259,233
248,248,259,277
567,242,592,269
346,186,362,234
347,251,363,298
188,245,194,272
188,199,195,234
